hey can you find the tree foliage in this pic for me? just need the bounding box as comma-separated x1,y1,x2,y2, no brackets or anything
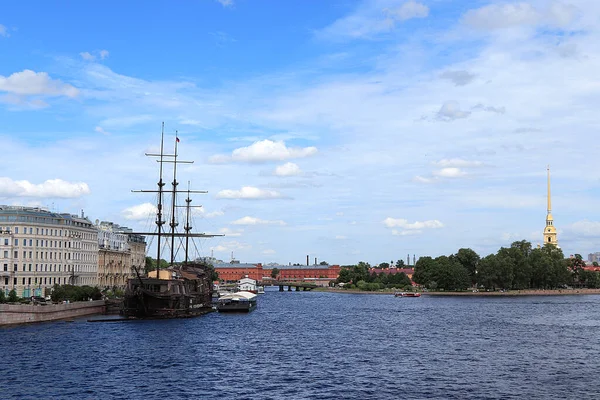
8,289,18,303
271,268,280,279
50,285,102,302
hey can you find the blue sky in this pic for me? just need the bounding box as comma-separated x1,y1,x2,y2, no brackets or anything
1,0,600,265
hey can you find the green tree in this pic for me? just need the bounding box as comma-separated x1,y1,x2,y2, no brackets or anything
319,261,328,265
0,290,6,303
395,259,405,268
433,256,470,291
8,289,18,303
271,268,280,279
337,267,355,284
413,256,435,286
455,248,480,286
378,262,390,269
477,254,499,290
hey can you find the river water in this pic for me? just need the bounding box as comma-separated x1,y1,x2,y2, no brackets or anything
1,289,600,399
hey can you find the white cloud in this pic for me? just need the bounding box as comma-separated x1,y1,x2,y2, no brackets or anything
216,186,285,200
319,0,428,39
462,2,579,31
413,175,437,184
437,101,471,121
568,220,600,238
210,140,317,163
80,52,95,61
335,235,347,240
80,50,109,61
122,202,157,220
217,0,233,7
434,159,484,168
440,70,476,86
0,178,90,199
384,1,429,22
231,216,286,226
432,167,467,178
392,229,422,236
94,126,110,135
274,162,302,176
262,249,276,255
219,227,243,237
211,241,251,253
0,24,9,37
383,218,444,230
206,210,225,218
0,70,79,98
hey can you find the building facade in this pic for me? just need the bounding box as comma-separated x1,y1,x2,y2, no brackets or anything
0,206,98,297
213,262,341,283
96,221,146,289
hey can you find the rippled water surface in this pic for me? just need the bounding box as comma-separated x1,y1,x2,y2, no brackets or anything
2,290,600,399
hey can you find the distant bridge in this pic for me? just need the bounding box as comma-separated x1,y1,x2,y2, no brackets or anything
268,281,318,291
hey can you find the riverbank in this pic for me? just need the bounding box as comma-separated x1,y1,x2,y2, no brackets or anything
315,288,600,296
0,300,106,326
424,288,600,296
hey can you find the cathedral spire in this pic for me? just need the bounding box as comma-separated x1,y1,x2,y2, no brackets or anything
543,166,558,247
547,165,551,214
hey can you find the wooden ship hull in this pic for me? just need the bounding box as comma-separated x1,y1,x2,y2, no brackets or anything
122,264,213,319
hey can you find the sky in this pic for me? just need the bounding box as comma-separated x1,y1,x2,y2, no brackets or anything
1,0,599,266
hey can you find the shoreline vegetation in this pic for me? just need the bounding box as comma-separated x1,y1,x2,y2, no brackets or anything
332,241,599,295
317,288,600,296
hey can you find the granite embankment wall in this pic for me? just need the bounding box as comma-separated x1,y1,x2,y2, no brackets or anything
0,300,106,326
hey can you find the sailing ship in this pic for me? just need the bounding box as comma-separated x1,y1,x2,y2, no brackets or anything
121,124,222,319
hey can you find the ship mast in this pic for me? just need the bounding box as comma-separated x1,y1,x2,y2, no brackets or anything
169,132,180,266
184,182,192,264
156,123,166,274
132,125,223,271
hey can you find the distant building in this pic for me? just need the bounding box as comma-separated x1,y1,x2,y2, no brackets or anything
368,267,414,281
96,221,146,289
588,253,600,263
0,206,98,298
543,166,558,246
213,262,341,283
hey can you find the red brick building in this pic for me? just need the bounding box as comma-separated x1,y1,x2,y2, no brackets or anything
213,262,341,283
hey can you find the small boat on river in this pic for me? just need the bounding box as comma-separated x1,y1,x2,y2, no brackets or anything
217,291,257,312
395,291,421,297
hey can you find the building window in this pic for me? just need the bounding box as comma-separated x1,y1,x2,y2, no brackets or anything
14,251,18,258
3,251,8,258
3,264,7,271
4,239,8,245
14,239,18,246
15,227,19,234
28,277,31,285
14,264,17,271
22,264,25,271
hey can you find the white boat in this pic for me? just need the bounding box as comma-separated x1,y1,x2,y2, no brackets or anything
237,277,258,293
257,286,265,294
217,291,257,312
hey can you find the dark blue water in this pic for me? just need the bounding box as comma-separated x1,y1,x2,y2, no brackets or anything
2,290,600,399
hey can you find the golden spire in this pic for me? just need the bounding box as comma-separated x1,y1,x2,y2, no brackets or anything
547,165,551,214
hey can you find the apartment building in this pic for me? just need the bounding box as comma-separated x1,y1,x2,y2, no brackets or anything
0,206,98,297
96,221,146,289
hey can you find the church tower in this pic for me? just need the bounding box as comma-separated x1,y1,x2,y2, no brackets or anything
543,166,558,246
